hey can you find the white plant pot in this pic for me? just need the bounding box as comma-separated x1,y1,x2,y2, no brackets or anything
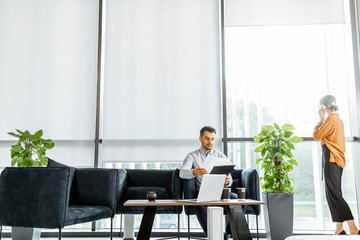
12,227,41,240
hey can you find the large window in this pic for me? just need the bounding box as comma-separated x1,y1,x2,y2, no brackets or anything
224,1,359,232
0,0,99,168
1,0,360,235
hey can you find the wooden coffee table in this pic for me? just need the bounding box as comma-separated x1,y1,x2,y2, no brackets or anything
124,199,265,240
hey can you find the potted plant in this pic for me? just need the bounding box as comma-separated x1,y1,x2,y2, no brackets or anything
8,129,54,167
253,123,303,240
7,129,54,240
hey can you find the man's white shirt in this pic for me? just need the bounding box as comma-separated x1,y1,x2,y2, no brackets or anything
180,148,233,190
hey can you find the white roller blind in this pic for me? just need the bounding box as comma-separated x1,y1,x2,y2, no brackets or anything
0,0,98,167
102,0,223,162
226,0,345,26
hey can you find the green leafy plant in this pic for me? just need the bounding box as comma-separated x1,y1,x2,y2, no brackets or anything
8,129,54,167
253,123,303,194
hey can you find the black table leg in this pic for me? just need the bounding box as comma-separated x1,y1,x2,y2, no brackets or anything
224,205,252,240
137,206,157,240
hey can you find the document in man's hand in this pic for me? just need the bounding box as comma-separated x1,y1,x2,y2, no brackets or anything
210,165,235,175
200,156,234,174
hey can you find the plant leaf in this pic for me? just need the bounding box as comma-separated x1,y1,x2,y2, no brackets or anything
11,156,20,167
281,124,295,131
284,131,293,138
288,159,298,166
253,136,261,143
256,158,263,164
274,123,281,131
44,140,55,149
261,148,267,158
15,129,24,135
33,129,43,139
254,144,266,153
261,125,274,135
291,136,303,143
11,145,22,152
8,132,21,138
286,141,295,150
23,130,31,140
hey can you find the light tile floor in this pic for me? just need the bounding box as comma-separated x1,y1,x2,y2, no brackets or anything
0,238,267,240
0,235,222,239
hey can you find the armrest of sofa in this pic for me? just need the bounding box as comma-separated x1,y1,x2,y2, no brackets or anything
230,169,261,215
0,167,72,229
240,169,260,201
116,169,127,204
69,168,120,217
183,177,196,199
171,169,182,199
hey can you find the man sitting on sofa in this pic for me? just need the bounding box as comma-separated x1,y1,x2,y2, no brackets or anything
179,126,235,240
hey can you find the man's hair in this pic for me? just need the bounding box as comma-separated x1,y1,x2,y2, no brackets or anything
200,126,216,137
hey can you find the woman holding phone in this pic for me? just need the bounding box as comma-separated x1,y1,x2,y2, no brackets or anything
313,95,359,235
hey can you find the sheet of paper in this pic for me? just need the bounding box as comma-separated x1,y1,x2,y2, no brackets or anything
200,156,232,174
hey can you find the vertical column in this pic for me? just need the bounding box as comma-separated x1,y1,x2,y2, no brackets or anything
11,227,41,240
92,0,106,231
312,142,324,229
349,0,360,224
220,0,228,156
124,215,135,240
207,207,224,240
94,0,106,169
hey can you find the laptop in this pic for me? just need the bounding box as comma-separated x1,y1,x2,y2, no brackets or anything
177,174,226,203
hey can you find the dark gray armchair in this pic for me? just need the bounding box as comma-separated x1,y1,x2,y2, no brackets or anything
0,166,125,240
183,169,261,239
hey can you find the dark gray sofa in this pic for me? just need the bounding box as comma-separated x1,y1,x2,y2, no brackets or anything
0,165,125,240
116,168,183,238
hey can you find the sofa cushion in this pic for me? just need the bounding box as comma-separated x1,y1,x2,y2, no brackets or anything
125,169,173,194
64,205,113,226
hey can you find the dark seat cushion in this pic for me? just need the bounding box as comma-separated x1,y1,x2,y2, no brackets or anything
64,205,113,226
117,169,182,214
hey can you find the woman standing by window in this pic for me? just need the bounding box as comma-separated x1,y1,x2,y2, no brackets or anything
313,95,359,235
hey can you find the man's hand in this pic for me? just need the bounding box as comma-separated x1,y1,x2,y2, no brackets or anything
224,176,230,185
193,167,207,176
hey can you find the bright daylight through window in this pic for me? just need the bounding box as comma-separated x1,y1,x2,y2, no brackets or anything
224,2,358,231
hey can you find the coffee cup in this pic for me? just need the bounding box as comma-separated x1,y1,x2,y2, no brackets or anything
237,187,246,200
222,188,231,200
